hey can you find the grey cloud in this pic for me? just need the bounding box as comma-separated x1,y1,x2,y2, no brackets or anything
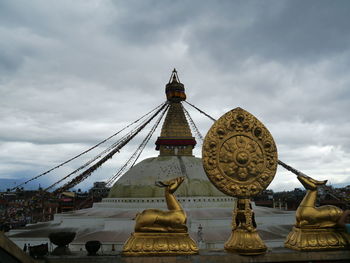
107,0,193,45
1,0,350,191
0,51,23,74
243,1,350,60
185,0,350,68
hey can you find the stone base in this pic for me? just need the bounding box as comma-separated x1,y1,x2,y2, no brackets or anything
224,228,267,255
285,226,350,251
51,246,72,256
122,232,198,256
41,248,350,263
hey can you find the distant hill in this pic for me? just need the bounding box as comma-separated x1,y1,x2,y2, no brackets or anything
0,178,20,191
0,177,89,192
0,178,49,192
331,182,350,188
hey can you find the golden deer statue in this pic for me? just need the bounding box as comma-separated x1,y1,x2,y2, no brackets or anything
122,176,198,256
295,175,343,228
134,176,187,233
285,174,350,250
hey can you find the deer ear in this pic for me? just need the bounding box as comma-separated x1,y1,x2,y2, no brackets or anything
155,181,167,187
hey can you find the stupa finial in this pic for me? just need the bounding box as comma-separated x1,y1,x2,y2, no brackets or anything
169,68,180,84
166,69,185,102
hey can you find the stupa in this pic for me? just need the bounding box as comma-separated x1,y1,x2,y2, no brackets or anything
7,70,294,252
108,69,225,199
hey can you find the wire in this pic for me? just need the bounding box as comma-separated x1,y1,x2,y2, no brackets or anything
184,101,217,122
182,103,204,144
106,104,169,186
184,101,337,196
11,102,166,191
278,160,348,207
45,104,168,192
52,102,168,194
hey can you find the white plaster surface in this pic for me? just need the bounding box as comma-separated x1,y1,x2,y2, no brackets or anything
8,199,295,251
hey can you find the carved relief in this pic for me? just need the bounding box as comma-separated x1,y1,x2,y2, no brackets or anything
203,107,278,198
202,107,278,255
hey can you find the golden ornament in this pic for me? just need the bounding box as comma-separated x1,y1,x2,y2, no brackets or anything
202,107,278,198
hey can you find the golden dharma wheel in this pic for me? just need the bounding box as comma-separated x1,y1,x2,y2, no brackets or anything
202,107,278,198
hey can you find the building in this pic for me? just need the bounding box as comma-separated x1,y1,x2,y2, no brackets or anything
89,182,109,199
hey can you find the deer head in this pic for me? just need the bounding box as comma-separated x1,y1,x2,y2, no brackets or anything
155,176,185,194
297,175,327,191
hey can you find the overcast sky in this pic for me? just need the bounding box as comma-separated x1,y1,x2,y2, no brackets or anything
1,0,350,192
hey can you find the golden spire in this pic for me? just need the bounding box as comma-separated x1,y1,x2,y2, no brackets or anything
155,70,196,156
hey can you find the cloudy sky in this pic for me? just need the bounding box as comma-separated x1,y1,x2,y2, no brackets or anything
1,0,350,192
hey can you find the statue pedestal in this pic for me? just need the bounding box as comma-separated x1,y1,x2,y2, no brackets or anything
285,226,350,251
223,198,267,255
122,232,198,256
225,228,267,255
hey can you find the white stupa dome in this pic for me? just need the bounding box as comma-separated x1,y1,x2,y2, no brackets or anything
108,156,225,198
